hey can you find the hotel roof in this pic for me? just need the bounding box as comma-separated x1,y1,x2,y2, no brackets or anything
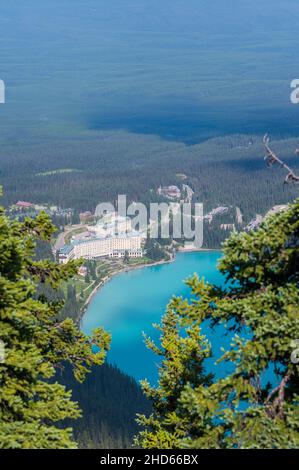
59,244,74,255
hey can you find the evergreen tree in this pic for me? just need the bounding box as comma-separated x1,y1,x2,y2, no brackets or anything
137,199,299,448
0,198,110,449
145,239,166,261
123,251,130,264
58,363,151,449
135,308,213,448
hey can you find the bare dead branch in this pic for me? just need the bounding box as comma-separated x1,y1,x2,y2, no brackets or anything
265,372,291,418
263,134,299,184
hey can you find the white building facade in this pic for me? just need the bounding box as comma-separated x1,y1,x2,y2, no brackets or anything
59,233,143,264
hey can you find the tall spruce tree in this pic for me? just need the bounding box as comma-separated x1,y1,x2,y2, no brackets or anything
0,198,110,448
137,199,299,449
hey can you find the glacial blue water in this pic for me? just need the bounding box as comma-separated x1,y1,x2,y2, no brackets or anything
81,251,242,384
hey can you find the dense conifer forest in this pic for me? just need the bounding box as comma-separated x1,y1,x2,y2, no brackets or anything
57,364,151,449
1,134,298,222
1,0,299,451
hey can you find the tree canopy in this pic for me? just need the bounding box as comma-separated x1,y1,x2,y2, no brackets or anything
0,195,110,449
137,199,299,449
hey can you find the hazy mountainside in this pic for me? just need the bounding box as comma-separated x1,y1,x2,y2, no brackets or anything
3,0,299,34
1,0,299,144
56,364,151,449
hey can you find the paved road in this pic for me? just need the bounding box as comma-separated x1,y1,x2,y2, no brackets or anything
52,224,83,253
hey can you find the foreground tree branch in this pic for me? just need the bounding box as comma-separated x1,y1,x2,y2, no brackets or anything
263,134,299,184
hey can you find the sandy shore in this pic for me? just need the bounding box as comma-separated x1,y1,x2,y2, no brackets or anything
177,247,215,253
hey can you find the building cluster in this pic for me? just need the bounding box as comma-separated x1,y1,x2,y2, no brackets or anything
15,201,34,209
88,214,133,238
58,213,143,264
12,201,73,218
157,185,181,200
78,266,88,277
265,205,289,218
204,206,229,223
220,223,235,231
245,204,288,232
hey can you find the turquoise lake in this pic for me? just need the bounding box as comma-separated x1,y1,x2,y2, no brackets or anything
81,251,238,384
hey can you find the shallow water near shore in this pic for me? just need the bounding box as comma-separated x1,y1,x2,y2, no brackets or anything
81,251,240,383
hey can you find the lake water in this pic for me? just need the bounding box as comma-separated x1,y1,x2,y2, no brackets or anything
81,251,241,384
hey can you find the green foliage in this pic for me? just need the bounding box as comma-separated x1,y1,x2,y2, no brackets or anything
58,363,151,449
123,251,130,264
136,308,213,448
1,134,299,225
145,238,167,261
0,204,110,449
137,199,299,449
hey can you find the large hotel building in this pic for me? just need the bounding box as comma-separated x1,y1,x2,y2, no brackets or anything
58,232,143,264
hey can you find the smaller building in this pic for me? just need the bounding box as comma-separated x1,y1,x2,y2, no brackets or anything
78,266,88,277
266,205,288,218
33,204,47,212
109,249,143,259
204,206,229,223
220,224,235,231
58,244,75,264
157,185,181,200
15,201,34,209
245,215,263,232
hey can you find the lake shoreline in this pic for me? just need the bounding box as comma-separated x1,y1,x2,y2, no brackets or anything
79,248,219,324
79,256,175,324
81,250,224,382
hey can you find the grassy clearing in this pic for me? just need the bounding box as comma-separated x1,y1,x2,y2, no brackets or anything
36,169,82,177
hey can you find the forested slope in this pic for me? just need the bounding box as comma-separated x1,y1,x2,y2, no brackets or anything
1,133,298,220
57,364,151,449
